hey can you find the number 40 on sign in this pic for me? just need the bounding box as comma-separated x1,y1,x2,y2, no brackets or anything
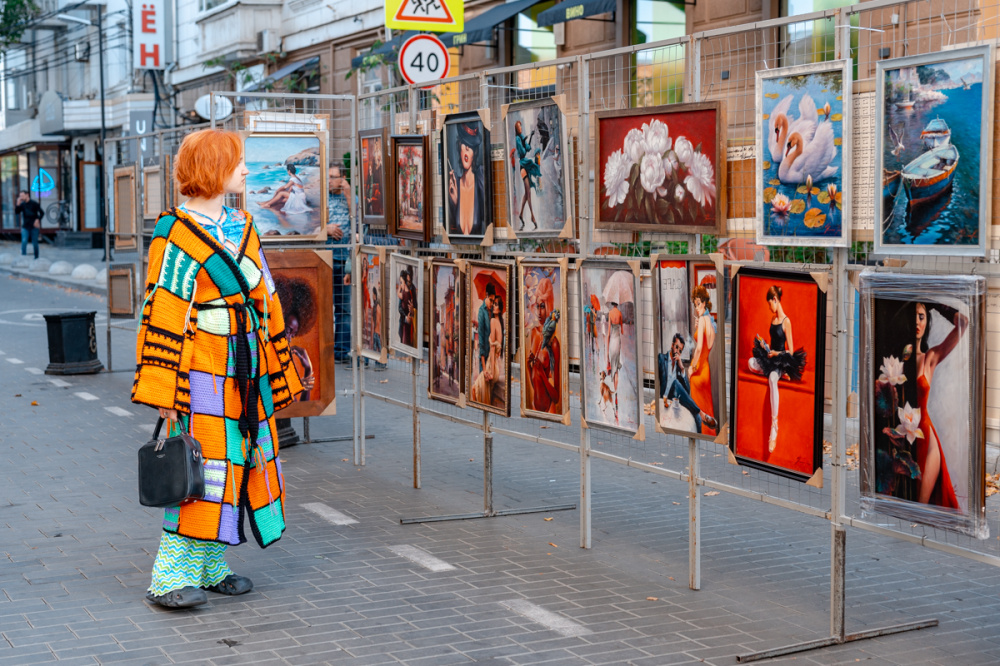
398,34,451,87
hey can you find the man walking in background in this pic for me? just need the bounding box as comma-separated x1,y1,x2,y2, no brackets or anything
15,191,42,260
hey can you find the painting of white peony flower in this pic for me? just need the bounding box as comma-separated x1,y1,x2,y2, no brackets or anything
595,102,724,233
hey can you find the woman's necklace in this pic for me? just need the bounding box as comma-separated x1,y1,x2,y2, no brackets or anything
182,204,239,255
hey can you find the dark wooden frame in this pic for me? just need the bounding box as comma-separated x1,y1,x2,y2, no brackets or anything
728,266,827,483
442,110,494,245
517,257,570,423
593,101,726,234
358,246,388,364
269,249,337,419
359,127,390,229
651,255,727,442
389,134,431,242
428,258,465,405
465,259,513,417
107,263,136,318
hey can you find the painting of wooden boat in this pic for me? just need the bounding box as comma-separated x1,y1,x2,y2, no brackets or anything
882,170,901,199
920,117,951,149
902,144,958,206
895,92,915,110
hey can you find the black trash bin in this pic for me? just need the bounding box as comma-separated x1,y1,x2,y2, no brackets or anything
43,311,104,375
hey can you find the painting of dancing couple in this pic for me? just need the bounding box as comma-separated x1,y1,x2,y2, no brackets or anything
653,257,725,441
519,260,569,422
243,133,327,241
466,261,511,416
389,254,423,359
503,99,572,237
429,260,463,405
756,60,851,246
579,261,642,437
859,273,988,538
730,267,826,483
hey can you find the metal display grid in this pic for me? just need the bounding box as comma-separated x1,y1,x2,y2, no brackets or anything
99,1,1000,659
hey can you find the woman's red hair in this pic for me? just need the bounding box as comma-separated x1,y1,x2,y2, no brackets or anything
174,129,242,199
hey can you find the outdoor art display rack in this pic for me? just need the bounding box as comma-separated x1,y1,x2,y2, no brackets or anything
96,0,1000,661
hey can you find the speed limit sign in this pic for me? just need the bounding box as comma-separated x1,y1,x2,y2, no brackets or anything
398,34,450,87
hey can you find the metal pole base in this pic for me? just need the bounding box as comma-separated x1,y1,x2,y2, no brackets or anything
400,503,577,525
276,418,301,448
736,619,938,663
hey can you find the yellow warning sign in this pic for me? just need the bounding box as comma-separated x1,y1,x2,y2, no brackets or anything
385,0,463,33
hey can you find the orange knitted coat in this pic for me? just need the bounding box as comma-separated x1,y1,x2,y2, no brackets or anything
132,208,303,547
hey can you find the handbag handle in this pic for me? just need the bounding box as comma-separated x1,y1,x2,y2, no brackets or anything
151,416,186,439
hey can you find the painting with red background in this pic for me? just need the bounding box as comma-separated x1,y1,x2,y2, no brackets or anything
730,268,826,481
597,107,719,227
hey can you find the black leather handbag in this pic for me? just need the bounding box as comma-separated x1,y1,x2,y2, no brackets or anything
138,417,205,508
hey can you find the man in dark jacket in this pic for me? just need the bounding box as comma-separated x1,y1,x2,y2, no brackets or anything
15,191,43,259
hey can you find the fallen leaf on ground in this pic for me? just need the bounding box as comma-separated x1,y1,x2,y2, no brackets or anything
544,517,553,521
341,458,349,461
14,394,21,397
742,471,749,475
548,542,558,548
672,502,680,505
668,576,675,581
380,379,389,383
704,491,720,497
646,597,658,601
30,401,38,406
469,458,475,462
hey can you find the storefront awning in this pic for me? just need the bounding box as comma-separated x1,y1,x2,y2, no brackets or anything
536,0,616,27
243,56,320,92
440,0,546,47
350,32,418,69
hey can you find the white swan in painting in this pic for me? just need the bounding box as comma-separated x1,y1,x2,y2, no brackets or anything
778,120,838,184
767,94,819,164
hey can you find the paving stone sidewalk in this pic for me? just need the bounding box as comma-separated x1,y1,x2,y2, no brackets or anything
2,273,999,666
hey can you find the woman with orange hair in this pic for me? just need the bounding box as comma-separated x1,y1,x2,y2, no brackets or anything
132,129,303,608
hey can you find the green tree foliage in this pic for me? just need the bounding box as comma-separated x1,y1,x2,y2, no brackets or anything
0,0,39,55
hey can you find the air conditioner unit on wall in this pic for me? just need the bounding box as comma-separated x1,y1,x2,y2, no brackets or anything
257,29,280,55
75,42,91,62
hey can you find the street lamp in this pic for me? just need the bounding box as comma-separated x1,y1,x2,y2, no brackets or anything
56,10,107,260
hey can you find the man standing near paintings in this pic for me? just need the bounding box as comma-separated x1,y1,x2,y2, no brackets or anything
478,284,496,375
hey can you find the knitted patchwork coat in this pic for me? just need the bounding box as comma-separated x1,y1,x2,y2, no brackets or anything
132,208,304,548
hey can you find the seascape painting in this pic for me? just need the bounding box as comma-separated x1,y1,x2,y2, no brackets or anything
860,273,987,538
503,100,571,236
519,260,568,421
595,102,723,234
757,60,850,246
579,261,641,436
653,258,724,440
244,133,326,240
429,260,463,404
876,46,993,255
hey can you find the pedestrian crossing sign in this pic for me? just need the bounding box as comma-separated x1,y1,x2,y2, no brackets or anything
385,0,463,32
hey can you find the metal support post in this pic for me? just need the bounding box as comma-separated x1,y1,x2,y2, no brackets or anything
351,101,364,467
483,410,494,516
831,525,846,640
303,417,310,443
688,436,700,590
578,54,593,550
412,357,421,489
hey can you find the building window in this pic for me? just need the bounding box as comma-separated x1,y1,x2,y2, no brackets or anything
361,64,385,95
512,1,558,96
1,155,18,230
632,0,686,106
199,0,229,13
779,0,858,69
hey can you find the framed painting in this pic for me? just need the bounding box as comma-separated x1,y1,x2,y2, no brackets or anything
359,127,389,228
242,132,327,242
113,165,138,251
756,59,852,247
518,258,570,424
358,247,388,364
442,110,494,245
578,259,643,438
859,272,987,538
729,267,827,484
502,98,573,238
874,45,994,256
269,250,336,418
388,253,424,359
142,166,162,220
466,259,512,417
389,134,431,242
107,264,136,319
429,259,464,405
594,101,725,234
652,255,726,442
